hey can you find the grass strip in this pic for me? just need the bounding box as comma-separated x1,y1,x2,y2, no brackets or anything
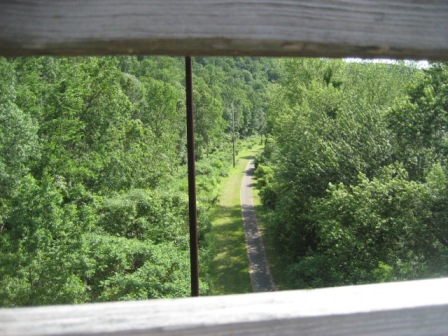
208,141,262,295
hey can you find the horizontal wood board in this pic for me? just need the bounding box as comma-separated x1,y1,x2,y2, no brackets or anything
1,278,448,336
0,0,447,59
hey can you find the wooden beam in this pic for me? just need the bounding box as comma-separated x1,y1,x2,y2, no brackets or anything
0,1,447,59
1,278,448,336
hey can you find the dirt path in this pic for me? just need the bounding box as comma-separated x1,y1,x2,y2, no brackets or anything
240,160,276,292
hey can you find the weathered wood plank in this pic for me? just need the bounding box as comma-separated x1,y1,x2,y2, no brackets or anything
1,278,448,336
0,0,447,59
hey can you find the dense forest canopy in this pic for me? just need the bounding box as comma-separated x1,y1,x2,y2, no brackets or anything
0,56,279,306
1,55,447,306
256,59,448,288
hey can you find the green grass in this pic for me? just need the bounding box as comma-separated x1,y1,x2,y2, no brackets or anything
208,140,262,295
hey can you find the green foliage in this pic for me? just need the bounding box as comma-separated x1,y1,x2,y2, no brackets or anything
98,189,189,246
254,164,276,210
0,55,273,306
9,53,446,304
81,234,192,301
0,59,40,198
424,164,448,251
258,58,448,289
302,166,433,286
387,63,448,180
0,175,89,306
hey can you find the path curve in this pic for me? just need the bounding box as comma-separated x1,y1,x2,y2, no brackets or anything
240,160,276,292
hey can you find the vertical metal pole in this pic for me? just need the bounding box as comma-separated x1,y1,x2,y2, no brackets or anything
185,56,200,297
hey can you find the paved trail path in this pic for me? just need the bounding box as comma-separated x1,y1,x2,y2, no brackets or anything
240,160,276,292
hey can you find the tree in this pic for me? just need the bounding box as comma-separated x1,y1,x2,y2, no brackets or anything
258,58,423,286
0,58,40,199
289,165,434,288
193,76,225,158
0,55,273,306
0,175,90,306
387,63,448,180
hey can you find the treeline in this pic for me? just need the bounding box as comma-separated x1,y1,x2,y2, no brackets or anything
256,59,448,288
0,56,277,306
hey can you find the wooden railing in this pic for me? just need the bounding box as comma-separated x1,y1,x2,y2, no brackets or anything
1,278,448,335
1,1,448,335
1,1,447,60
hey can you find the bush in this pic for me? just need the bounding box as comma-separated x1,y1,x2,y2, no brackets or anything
308,165,435,286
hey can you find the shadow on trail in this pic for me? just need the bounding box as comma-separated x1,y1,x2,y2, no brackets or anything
245,167,255,175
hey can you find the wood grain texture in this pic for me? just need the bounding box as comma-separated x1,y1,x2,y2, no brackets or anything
1,278,448,336
0,0,447,59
